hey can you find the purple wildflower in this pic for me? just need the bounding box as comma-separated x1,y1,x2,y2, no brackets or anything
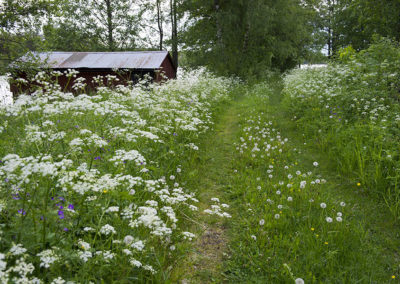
68,204,75,210
58,210,65,219
12,194,20,200
18,209,26,215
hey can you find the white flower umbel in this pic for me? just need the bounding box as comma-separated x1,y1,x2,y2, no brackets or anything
182,232,196,241
109,149,146,166
37,249,58,268
78,251,92,262
9,244,27,256
99,224,116,236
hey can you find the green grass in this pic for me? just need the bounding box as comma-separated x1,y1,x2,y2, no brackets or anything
176,79,400,283
2,65,400,283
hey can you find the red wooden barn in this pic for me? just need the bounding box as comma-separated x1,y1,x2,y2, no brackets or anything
11,51,176,94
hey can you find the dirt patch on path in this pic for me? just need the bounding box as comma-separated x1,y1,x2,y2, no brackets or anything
180,224,228,283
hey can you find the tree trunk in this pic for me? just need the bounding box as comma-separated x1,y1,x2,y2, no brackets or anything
170,0,178,68
327,0,333,58
214,0,222,44
157,0,163,50
106,0,114,51
328,26,332,57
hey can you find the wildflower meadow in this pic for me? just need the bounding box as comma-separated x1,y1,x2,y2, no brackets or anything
1,41,400,283
0,69,235,282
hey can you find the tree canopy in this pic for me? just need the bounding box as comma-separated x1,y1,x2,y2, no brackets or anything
1,0,400,76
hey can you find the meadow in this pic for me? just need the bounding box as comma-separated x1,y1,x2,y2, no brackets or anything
282,38,400,218
1,40,400,283
0,69,235,282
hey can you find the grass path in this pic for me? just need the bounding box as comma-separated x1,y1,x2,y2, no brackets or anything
171,99,241,282
174,83,400,283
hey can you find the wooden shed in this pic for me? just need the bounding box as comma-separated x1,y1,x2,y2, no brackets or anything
10,51,177,94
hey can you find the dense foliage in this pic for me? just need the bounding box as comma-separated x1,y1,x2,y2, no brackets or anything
0,69,234,282
283,38,400,217
182,0,316,76
317,0,400,55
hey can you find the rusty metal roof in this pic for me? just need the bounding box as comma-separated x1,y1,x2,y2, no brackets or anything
21,51,170,69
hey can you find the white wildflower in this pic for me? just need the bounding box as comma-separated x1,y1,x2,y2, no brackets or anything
78,240,91,250
37,249,58,268
10,244,27,256
99,224,116,235
123,235,134,245
295,278,305,284
182,232,195,241
51,277,66,284
130,258,142,267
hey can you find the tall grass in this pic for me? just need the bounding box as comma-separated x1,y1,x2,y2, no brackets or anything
282,38,400,219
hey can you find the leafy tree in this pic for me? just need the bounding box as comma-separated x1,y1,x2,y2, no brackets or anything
0,0,60,73
48,0,145,51
182,0,315,76
315,0,400,55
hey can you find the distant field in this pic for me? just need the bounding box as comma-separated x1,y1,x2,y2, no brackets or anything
0,76,13,105
300,64,327,69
